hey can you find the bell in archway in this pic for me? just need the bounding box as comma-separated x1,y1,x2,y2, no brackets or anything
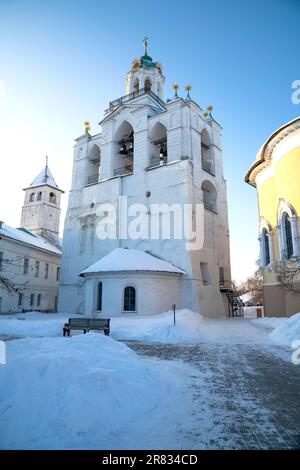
128,142,133,152
119,143,127,155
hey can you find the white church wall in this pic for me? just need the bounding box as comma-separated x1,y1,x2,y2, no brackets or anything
59,48,231,317
84,272,182,316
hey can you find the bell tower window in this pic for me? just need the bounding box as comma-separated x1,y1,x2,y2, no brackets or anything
133,78,139,96
144,77,152,92
49,192,56,204
149,122,168,167
113,121,134,176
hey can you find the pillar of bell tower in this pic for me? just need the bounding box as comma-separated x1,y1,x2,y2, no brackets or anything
20,159,64,241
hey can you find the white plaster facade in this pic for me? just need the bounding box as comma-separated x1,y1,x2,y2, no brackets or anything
0,165,63,314
0,224,61,313
59,46,231,317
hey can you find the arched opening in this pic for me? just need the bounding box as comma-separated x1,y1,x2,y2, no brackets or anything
30,192,35,202
133,78,139,96
37,191,42,201
144,77,152,92
49,192,56,204
149,122,168,167
97,281,102,311
124,286,136,312
283,212,293,259
262,228,270,265
87,144,101,184
201,129,214,175
113,121,134,176
201,180,217,213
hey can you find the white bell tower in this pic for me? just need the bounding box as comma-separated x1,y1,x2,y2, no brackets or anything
20,158,64,241
125,37,165,100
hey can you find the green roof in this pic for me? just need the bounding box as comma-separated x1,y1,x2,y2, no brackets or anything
140,54,156,68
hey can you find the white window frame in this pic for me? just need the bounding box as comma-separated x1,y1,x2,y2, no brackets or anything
277,200,300,259
259,219,273,267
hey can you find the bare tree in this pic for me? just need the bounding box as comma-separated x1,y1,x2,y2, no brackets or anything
236,263,263,305
0,273,19,295
272,259,300,295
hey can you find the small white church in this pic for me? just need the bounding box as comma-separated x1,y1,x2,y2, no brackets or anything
59,39,232,317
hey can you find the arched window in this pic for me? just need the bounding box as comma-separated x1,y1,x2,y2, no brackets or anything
278,201,299,260
30,192,35,202
87,144,101,184
201,180,217,213
37,191,42,201
144,77,152,92
49,192,56,203
201,129,214,175
113,121,134,176
133,78,139,96
97,282,102,311
262,228,270,265
149,122,168,167
124,286,136,312
283,212,293,259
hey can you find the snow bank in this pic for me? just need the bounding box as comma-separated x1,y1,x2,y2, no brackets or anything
111,309,204,343
270,312,300,346
0,333,178,449
251,317,287,331
0,312,79,338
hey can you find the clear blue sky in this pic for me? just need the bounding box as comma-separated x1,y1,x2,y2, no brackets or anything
0,0,299,281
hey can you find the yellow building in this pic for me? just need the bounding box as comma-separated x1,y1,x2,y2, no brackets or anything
245,116,300,317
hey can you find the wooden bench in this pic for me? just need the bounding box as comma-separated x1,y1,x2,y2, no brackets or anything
63,317,110,336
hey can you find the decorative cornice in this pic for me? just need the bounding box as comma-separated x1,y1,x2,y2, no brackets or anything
245,116,300,186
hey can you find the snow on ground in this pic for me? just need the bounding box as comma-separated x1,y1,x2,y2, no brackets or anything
251,316,287,331
111,309,275,345
0,309,286,345
0,333,194,449
1,310,298,449
270,312,300,346
111,309,205,343
0,312,77,338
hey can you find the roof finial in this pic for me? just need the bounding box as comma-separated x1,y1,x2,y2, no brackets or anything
172,83,179,98
185,85,192,100
143,36,149,55
45,156,48,179
84,120,91,134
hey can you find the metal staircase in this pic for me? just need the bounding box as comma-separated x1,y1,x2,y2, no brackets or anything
220,281,244,317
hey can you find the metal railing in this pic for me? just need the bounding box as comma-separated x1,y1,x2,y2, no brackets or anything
113,165,133,176
87,175,99,185
109,88,166,109
202,159,215,176
204,201,217,213
149,154,167,167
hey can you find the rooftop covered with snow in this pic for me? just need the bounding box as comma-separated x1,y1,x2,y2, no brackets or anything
24,163,62,191
80,248,185,276
0,222,61,255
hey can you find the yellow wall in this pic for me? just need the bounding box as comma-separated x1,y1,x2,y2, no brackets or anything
258,147,300,225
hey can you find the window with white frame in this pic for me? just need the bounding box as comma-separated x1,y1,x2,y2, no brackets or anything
23,258,29,275
34,261,40,278
124,286,136,312
278,202,299,260
262,228,271,266
97,282,102,311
